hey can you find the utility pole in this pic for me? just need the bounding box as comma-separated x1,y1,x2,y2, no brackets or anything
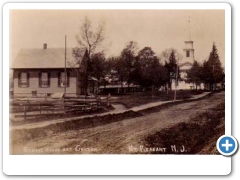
188,17,191,41
174,58,179,101
85,49,90,96
212,64,215,91
64,35,67,95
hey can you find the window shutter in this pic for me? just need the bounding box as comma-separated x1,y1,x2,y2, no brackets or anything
67,72,70,87
58,72,61,87
48,72,51,86
27,72,30,87
18,72,21,87
38,72,42,87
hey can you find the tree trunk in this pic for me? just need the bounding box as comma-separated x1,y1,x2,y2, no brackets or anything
168,81,172,91
121,79,123,94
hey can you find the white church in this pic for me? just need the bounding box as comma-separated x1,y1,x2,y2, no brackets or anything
172,39,204,90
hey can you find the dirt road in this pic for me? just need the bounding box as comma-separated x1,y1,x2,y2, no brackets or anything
11,92,224,154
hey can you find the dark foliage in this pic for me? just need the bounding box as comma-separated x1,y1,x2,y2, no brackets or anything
201,43,224,90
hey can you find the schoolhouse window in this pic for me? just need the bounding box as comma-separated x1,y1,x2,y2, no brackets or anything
58,72,70,87
186,50,190,57
18,72,29,87
39,72,50,87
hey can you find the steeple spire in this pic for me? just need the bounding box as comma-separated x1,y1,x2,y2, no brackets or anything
188,17,191,41
183,17,194,63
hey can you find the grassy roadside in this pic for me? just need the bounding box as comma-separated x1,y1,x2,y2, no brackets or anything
10,90,204,125
143,101,225,154
110,90,204,108
10,105,114,126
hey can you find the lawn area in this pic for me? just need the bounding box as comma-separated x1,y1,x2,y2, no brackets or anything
110,90,204,108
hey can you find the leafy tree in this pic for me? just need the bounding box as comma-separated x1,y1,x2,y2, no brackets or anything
106,41,138,93
105,56,117,75
120,41,138,91
89,52,106,81
201,43,224,90
135,47,168,89
114,56,126,85
187,61,202,90
164,50,179,90
99,56,119,90
147,58,168,88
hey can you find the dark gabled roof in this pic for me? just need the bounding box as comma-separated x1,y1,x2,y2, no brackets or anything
11,48,79,69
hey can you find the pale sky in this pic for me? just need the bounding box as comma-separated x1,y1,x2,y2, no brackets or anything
10,10,225,66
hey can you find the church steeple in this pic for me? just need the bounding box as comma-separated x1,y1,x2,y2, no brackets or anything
187,17,191,41
183,18,195,63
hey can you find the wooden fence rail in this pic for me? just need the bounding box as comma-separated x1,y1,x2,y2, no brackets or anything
10,96,105,121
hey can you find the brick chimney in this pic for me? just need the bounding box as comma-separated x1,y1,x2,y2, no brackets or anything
43,43,47,49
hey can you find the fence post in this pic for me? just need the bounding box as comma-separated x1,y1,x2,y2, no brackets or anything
107,93,111,106
24,105,26,121
97,97,101,109
40,104,41,115
62,99,65,114
84,95,87,110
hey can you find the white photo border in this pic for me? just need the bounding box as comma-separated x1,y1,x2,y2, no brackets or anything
3,2,231,175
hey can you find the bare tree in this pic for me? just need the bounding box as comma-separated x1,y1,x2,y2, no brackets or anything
160,48,183,63
73,17,105,95
76,17,105,55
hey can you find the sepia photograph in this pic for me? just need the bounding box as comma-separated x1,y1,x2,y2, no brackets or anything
9,9,225,155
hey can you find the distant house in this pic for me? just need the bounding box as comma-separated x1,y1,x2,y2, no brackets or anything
11,44,97,97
